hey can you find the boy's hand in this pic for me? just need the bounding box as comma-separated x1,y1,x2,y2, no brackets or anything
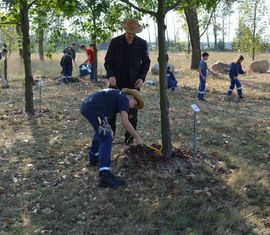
134,135,143,145
109,76,117,87
135,79,143,89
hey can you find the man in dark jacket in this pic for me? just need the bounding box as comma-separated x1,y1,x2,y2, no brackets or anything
104,19,151,144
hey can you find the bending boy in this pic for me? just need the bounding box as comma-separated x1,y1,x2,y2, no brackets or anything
80,88,144,188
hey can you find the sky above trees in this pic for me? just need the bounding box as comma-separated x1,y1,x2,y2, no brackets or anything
132,0,270,43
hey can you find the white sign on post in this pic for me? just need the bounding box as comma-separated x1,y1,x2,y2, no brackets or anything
38,80,44,87
191,104,200,112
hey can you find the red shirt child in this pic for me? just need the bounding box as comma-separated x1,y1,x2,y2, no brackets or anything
86,47,94,64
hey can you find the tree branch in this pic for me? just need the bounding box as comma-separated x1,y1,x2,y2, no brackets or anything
0,27,14,39
119,0,157,17
0,22,19,25
165,0,183,14
199,0,221,38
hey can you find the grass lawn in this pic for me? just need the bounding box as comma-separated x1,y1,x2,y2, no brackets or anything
0,51,270,235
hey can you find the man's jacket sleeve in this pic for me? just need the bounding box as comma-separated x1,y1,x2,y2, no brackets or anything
104,39,116,78
138,40,150,82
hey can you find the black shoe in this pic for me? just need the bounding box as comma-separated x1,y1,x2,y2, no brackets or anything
88,152,99,166
99,171,127,188
239,96,244,99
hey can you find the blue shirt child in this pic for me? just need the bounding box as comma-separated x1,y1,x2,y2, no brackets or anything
199,60,208,80
80,89,129,117
166,66,178,91
229,62,245,79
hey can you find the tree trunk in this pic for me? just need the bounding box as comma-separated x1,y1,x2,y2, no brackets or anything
184,5,201,69
92,5,98,82
187,34,191,54
20,0,34,115
38,27,45,62
154,22,158,49
156,1,172,157
147,18,152,49
252,1,258,61
165,17,169,43
4,55,8,81
93,43,98,81
213,13,218,49
206,30,210,48
173,16,177,44
15,24,23,61
222,17,225,50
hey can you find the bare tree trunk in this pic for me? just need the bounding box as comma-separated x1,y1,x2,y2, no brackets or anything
173,16,176,43
4,54,7,81
20,0,34,115
184,5,201,69
15,24,23,61
154,22,158,49
157,1,172,157
165,17,169,43
93,42,98,81
187,34,191,54
252,1,258,61
213,13,218,49
92,4,98,82
38,28,45,62
206,30,210,48
222,17,225,50
147,18,152,49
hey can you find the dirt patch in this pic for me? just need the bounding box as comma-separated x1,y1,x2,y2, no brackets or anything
121,144,191,162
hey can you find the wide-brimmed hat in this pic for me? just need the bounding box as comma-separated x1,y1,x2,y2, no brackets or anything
122,88,144,109
121,19,143,34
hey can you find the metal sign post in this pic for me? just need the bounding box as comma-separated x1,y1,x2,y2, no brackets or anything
38,80,44,112
191,104,201,172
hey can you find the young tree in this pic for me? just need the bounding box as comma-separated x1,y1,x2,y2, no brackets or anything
120,0,218,156
234,0,267,60
119,0,185,157
2,0,74,115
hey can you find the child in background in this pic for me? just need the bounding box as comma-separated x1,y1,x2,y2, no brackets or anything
227,55,246,99
166,66,178,91
60,51,73,84
197,52,215,101
80,44,95,81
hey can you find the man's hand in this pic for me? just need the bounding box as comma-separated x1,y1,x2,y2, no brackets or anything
109,76,117,87
135,79,143,89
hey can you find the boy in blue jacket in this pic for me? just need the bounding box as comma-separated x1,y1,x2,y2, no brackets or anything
80,88,144,188
227,55,246,99
166,66,178,91
60,51,73,84
197,52,215,101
